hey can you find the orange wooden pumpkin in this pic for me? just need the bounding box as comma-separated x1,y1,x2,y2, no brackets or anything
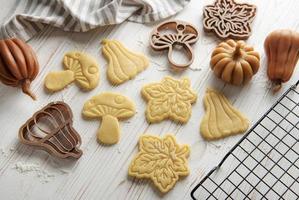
0,38,39,100
264,29,299,92
211,39,260,85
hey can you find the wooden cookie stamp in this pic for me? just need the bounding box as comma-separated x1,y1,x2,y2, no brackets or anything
150,20,199,71
203,0,257,40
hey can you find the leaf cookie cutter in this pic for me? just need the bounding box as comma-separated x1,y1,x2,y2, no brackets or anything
19,102,83,159
150,20,199,71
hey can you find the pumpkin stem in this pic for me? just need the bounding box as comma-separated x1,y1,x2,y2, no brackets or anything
233,43,242,59
22,79,36,100
273,81,282,93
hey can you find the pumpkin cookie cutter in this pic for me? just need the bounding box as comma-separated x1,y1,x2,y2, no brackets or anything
150,20,199,71
19,101,83,159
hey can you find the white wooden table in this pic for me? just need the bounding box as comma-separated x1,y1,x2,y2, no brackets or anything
0,0,298,199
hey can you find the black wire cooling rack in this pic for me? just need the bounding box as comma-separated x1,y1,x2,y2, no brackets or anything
191,80,299,200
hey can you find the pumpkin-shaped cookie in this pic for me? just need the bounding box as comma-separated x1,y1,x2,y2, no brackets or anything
210,39,260,85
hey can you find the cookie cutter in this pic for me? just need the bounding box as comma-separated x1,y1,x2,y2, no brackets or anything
150,20,199,71
19,101,83,159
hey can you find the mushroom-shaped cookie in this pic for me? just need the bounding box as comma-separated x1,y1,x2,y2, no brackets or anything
82,92,135,144
45,51,99,92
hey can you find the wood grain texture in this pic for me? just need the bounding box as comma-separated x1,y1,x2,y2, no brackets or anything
0,0,298,199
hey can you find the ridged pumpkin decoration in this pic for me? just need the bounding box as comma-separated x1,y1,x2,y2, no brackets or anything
264,29,299,92
0,38,39,100
210,39,260,85
102,39,149,85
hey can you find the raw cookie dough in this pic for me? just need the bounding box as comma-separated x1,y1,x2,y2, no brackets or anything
200,88,249,140
82,92,135,145
129,134,190,193
102,39,149,85
141,76,197,123
45,51,99,92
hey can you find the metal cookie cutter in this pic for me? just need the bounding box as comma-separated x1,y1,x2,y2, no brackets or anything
150,20,199,71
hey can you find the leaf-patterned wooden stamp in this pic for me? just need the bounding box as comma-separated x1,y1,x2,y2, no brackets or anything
203,0,257,40
150,20,199,71
141,76,197,124
129,134,190,193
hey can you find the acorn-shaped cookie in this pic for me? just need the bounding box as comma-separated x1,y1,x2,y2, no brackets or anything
210,40,260,85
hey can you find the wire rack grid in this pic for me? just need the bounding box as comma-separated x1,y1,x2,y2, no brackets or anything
191,80,299,200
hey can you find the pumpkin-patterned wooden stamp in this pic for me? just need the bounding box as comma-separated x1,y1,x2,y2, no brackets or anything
45,51,100,92
210,39,260,85
129,134,190,193
150,20,199,71
82,92,135,145
141,76,197,124
19,101,83,159
101,39,149,85
203,0,257,40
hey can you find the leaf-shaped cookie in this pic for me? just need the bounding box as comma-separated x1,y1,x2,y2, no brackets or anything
102,39,149,85
141,76,197,124
200,88,249,140
129,135,190,193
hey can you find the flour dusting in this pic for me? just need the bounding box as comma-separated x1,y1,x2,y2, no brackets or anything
13,162,55,183
0,147,7,157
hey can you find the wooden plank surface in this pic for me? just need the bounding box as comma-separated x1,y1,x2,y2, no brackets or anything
0,0,298,199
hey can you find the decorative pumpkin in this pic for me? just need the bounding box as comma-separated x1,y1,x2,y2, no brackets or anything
0,38,39,100
210,39,260,85
101,39,149,85
264,29,299,92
